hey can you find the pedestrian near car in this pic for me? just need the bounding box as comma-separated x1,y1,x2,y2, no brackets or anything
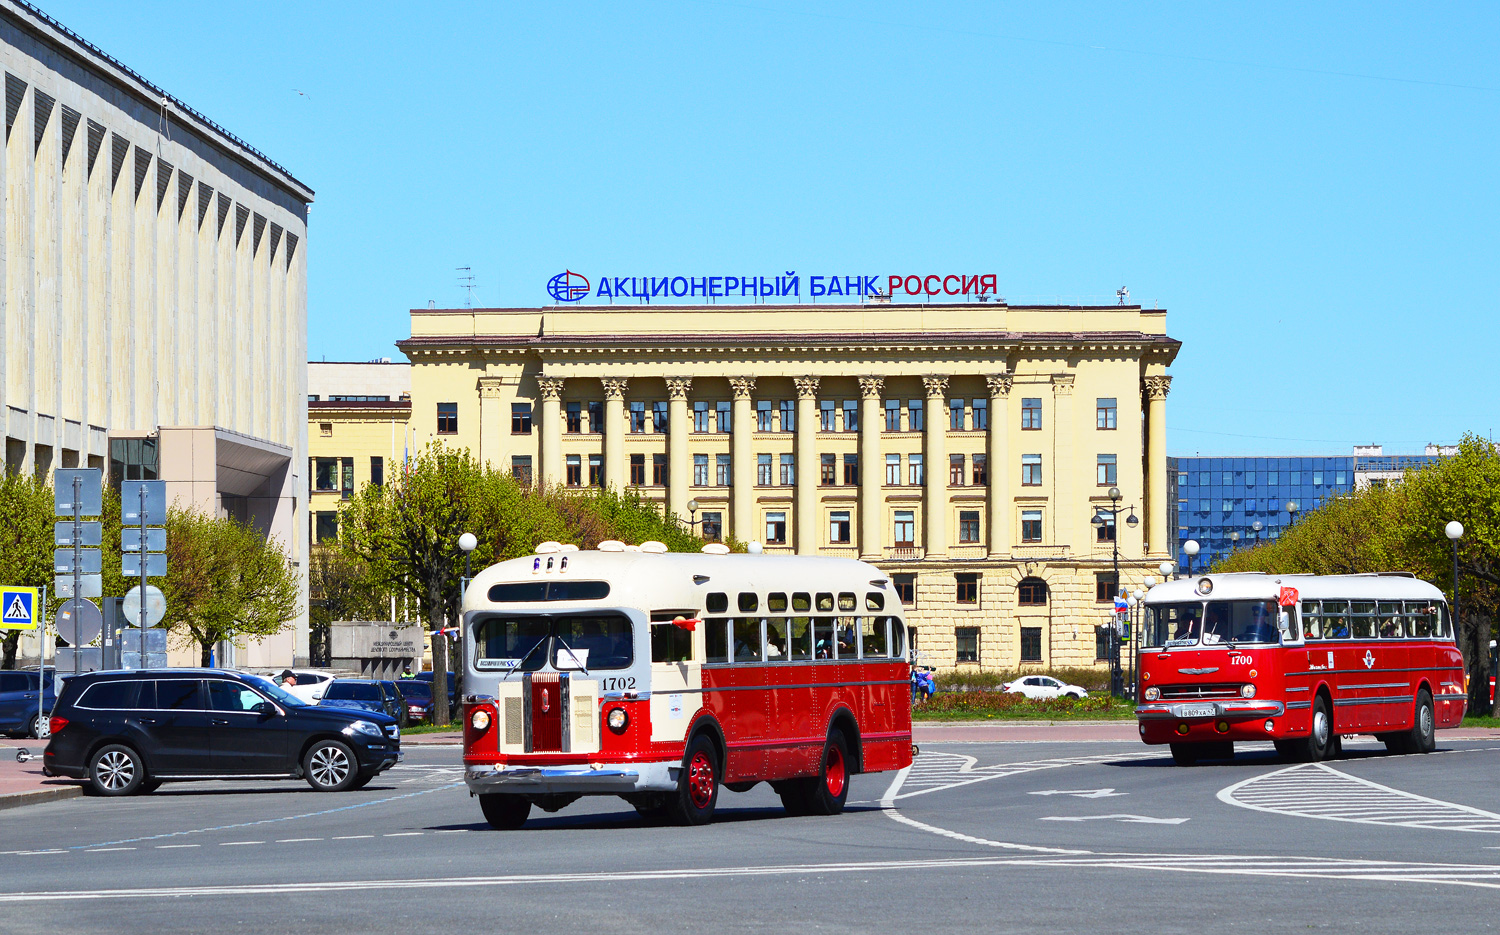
279,670,297,690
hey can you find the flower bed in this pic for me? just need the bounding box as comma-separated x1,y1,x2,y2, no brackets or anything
912,690,1134,720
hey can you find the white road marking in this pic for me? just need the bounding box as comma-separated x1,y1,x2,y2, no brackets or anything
1028,788,1127,798
382,832,424,837
219,841,263,846
84,847,135,853
892,750,1156,800
1039,814,1188,825
155,844,198,849
274,838,322,843
1219,763,1500,833
332,835,374,840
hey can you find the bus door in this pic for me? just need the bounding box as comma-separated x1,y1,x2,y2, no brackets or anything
725,615,768,781
648,614,700,745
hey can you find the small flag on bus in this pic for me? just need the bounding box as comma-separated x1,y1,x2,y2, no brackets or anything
1279,586,1299,607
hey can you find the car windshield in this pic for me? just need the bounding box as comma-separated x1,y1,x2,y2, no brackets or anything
1145,600,1282,647
324,682,381,702
395,681,431,698
244,675,307,707
472,613,634,672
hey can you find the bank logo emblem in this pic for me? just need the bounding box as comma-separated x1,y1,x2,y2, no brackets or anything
547,269,590,303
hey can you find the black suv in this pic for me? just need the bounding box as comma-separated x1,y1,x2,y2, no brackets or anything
44,669,401,796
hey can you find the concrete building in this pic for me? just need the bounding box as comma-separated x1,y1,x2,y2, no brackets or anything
1,2,313,666
392,300,1180,672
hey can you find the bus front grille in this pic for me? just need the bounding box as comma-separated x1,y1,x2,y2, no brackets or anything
1159,683,1242,700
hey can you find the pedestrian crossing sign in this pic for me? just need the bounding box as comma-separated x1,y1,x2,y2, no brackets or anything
0,587,38,630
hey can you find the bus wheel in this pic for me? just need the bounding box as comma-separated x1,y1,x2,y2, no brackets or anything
1401,690,1437,754
668,734,720,826
1295,695,1334,762
774,780,812,816
804,732,851,816
479,793,531,830
1169,743,1199,766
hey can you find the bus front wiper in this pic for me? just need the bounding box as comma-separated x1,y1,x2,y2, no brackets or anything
502,634,550,680
554,635,591,677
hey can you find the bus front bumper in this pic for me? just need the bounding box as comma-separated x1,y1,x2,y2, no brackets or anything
1135,700,1285,720
464,761,679,795
1136,700,1288,744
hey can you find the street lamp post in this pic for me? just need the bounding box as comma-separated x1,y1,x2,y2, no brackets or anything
684,498,703,534
1445,521,1473,710
1158,560,1176,580
1091,486,1139,699
458,532,477,600
1183,539,1200,577
1285,500,1299,526
1229,530,1240,552
1251,520,1263,545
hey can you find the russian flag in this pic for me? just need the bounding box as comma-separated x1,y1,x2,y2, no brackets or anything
1114,596,1129,613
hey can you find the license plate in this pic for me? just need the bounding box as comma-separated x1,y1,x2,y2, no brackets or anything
1175,704,1217,719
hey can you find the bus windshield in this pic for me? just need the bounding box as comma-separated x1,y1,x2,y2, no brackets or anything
472,613,633,672
1145,600,1282,647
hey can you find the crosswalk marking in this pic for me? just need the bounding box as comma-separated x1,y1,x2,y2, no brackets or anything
1219,762,1500,833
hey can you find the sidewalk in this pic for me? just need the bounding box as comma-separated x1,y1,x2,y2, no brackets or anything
0,737,81,812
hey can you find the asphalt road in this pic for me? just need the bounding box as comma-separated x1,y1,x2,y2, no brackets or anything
4,736,1500,933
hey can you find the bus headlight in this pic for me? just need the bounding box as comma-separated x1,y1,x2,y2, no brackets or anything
607,708,629,734
1144,686,1160,701
1240,684,1256,698
470,709,492,731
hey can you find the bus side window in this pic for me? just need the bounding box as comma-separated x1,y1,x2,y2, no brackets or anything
860,617,889,658
765,617,788,660
1322,601,1349,639
836,617,858,658
1302,602,1322,640
792,592,811,612
767,592,788,612
738,592,759,612
706,618,729,663
1350,602,1376,639
891,619,906,658
814,617,836,658
816,593,834,612
733,618,763,662
789,617,812,660
651,623,693,664
866,592,884,611
706,593,729,614
1435,603,1451,639
838,592,857,611
1406,601,1433,638
1377,602,1403,639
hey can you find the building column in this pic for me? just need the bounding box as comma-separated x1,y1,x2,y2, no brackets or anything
536,375,564,486
1051,373,1075,550
477,377,507,471
794,376,820,554
858,376,884,561
1144,374,1172,558
729,376,756,544
986,373,1013,559
601,377,628,490
666,376,692,523
923,375,949,560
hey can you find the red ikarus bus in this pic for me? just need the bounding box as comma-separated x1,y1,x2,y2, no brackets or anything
460,542,914,828
1137,572,1466,764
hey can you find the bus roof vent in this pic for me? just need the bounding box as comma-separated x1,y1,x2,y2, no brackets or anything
558,543,580,552
535,541,562,554
598,540,626,552
700,543,730,555
639,541,668,553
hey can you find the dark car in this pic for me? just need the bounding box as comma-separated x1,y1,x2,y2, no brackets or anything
390,679,433,724
320,679,404,724
415,670,456,709
0,668,55,738
43,668,400,796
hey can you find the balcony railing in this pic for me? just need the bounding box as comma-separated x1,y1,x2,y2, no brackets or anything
945,545,989,560
885,547,924,561
1010,544,1071,560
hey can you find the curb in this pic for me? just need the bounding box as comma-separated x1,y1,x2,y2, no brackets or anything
0,785,82,812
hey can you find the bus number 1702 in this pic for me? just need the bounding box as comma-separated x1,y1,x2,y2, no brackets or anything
598,677,637,692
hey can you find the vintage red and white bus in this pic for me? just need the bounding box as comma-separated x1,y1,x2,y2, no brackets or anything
459,542,914,828
1136,572,1466,765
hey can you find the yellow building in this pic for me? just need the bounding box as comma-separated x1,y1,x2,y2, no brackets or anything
390,300,1180,672
307,361,411,543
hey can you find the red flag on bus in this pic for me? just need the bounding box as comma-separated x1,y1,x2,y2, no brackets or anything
672,616,699,631
1279,587,1299,607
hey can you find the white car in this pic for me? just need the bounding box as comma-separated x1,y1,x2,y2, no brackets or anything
279,669,336,704
1003,675,1088,700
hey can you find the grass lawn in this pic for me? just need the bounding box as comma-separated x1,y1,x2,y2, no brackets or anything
402,722,462,734
910,691,1137,722
1460,715,1500,729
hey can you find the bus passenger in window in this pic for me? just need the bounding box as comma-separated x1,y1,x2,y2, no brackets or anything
733,619,762,662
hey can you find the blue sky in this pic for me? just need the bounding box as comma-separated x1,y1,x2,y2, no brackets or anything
45,1,1500,456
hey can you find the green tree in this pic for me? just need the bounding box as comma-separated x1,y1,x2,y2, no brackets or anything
0,472,54,668
162,508,301,666
308,544,390,666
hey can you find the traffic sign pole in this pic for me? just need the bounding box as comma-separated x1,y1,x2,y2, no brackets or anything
39,585,46,730
71,475,80,676
138,483,146,663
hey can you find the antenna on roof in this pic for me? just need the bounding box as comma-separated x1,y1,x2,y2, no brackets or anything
457,267,476,308
1116,286,1130,305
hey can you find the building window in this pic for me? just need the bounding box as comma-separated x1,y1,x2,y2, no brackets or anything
1096,513,1116,542
1097,398,1117,430
1097,453,1117,486
1199,499,1210,513
829,511,851,544
1246,498,1258,512
563,401,581,434
757,454,773,486
949,399,965,430
693,400,709,432
1020,627,1042,663
1335,471,1348,485
629,401,647,433
886,454,901,485
370,456,384,488
1199,471,1210,486
588,454,604,486
972,398,988,430
588,401,604,433
843,400,859,432
693,454,709,486
702,512,722,542
1290,471,1301,485
843,454,859,486
653,453,668,486
653,401,669,433
959,510,980,543
319,422,332,437
780,399,795,432
949,453,965,486
884,399,901,431
908,454,924,486
757,400,773,432
1246,472,1256,487
314,511,338,543
821,453,836,485
313,457,338,492
1096,626,1110,662
972,453,988,486
779,453,795,486
1268,498,1280,512
340,458,354,500
566,455,581,487
892,573,915,606
820,399,836,432
1223,471,1233,485
1222,499,1233,513
509,402,532,435
629,454,646,486
1178,471,1189,486
956,573,979,604
765,511,787,544
1018,577,1048,606
511,455,533,486
908,399,924,431
1022,453,1042,486
1021,509,1042,543
1095,572,1118,602
1267,471,1279,485
1021,397,1042,430
717,400,732,433
716,454,732,486
436,402,458,435
956,627,979,663
893,510,915,548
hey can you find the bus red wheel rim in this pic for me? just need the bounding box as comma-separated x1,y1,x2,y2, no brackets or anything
825,745,846,797
688,751,715,808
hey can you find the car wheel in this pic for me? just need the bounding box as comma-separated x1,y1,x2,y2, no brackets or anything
138,778,163,795
666,733,720,826
347,772,375,791
88,744,145,796
303,739,359,792
29,712,50,739
479,793,531,829
802,731,852,816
